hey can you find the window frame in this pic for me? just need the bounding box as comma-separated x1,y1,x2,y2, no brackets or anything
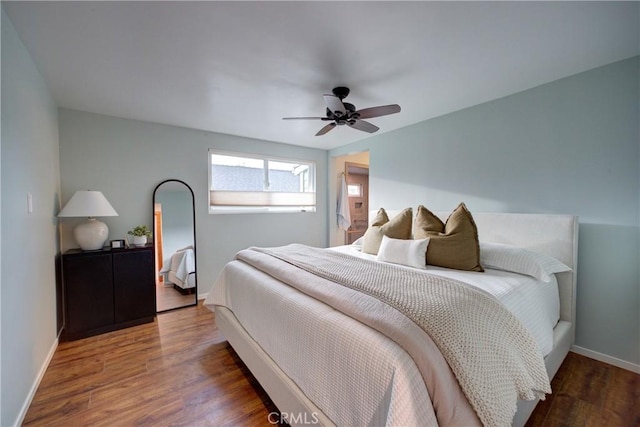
208,149,317,214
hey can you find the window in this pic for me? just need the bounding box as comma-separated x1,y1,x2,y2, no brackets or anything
347,184,362,197
209,150,316,213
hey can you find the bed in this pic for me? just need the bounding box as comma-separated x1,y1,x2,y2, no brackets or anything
204,209,578,426
159,246,196,293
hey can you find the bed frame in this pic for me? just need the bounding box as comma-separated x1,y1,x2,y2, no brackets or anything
215,212,579,427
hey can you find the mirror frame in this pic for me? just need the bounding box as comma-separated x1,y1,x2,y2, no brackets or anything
153,179,197,312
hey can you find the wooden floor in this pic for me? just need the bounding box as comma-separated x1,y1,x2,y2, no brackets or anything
155,280,196,312
524,352,640,426
24,303,639,426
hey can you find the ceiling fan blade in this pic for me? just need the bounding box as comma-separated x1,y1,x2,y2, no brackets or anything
348,119,379,133
315,122,336,136
323,94,346,117
355,104,401,119
282,116,328,120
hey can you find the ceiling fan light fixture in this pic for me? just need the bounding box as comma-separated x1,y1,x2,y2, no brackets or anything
284,87,401,136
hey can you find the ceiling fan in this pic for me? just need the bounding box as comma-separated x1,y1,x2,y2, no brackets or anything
283,87,401,136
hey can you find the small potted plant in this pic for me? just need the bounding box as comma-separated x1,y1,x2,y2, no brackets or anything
128,225,152,247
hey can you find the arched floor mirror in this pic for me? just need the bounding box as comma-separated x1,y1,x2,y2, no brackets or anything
153,179,197,312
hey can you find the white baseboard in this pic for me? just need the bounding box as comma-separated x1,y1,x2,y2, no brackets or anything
14,333,60,427
571,345,640,374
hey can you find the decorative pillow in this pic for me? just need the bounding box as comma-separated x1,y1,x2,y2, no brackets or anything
361,208,413,255
480,242,571,282
413,203,484,272
376,235,430,269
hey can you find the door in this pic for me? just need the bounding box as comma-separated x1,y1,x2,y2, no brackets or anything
113,248,155,323
63,252,114,334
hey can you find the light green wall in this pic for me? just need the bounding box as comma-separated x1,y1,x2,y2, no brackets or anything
58,109,328,297
331,56,640,366
1,8,61,426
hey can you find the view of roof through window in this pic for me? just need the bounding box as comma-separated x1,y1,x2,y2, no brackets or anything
211,154,306,173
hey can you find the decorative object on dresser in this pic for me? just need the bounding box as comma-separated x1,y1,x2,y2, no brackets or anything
110,239,125,249
61,245,155,340
127,225,152,247
57,190,119,251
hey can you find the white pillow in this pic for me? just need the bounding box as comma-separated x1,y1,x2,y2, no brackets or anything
376,236,430,269
480,242,571,282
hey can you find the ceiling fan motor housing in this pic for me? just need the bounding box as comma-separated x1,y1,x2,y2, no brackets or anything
326,102,357,122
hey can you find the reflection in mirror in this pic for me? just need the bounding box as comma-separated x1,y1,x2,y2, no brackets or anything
153,179,197,312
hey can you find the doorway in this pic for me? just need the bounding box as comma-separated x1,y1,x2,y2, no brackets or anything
344,162,369,244
331,151,369,247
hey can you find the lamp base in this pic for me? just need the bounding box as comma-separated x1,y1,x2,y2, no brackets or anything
74,218,109,251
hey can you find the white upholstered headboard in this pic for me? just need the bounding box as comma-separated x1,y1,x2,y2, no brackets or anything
370,210,578,329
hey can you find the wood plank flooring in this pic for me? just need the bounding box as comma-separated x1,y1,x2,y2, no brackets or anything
525,352,640,426
155,280,196,312
24,303,639,426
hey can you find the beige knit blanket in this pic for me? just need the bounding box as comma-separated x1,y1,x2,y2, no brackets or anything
240,244,551,427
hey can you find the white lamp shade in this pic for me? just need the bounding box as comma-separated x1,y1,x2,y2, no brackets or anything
58,190,118,218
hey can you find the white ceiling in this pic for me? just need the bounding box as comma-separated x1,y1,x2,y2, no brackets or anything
4,1,638,150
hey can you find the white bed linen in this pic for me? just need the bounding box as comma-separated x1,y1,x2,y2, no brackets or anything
159,248,195,289
331,244,560,357
206,246,561,425
207,259,440,426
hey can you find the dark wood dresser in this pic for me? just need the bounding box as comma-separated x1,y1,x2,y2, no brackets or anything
61,245,155,340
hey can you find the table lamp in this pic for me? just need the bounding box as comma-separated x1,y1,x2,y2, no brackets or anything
58,190,119,250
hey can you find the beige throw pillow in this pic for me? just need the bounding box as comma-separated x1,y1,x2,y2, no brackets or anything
414,203,484,272
362,208,413,255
